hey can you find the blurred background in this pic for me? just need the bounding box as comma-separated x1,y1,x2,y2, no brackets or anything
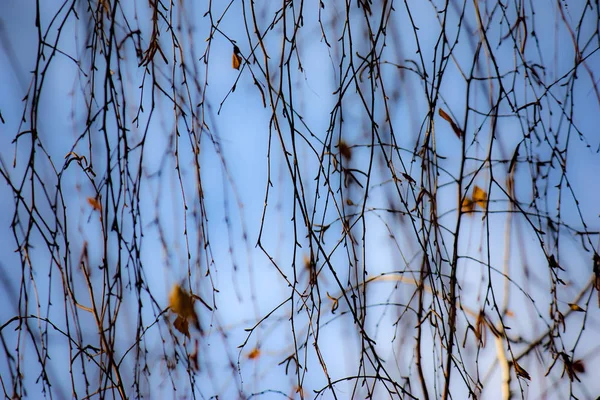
1,1,599,398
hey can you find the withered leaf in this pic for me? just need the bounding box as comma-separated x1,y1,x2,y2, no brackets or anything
461,197,474,213
514,361,531,380
438,108,462,138
568,303,585,312
326,292,339,313
232,45,242,70
87,197,102,211
472,185,488,210
173,315,190,337
247,347,261,360
169,284,200,335
338,140,352,160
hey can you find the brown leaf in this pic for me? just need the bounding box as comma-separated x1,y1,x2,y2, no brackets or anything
548,254,565,271
401,172,416,184
189,340,200,371
572,359,585,374
173,316,190,337
438,108,462,138
338,140,352,160
514,361,531,380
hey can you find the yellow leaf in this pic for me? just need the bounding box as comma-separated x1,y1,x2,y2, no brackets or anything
461,197,474,213
169,285,200,335
568,303,585,312
472,185,488,210
169,285,195,319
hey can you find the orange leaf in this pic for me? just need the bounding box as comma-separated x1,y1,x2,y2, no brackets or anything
87,197,102,211
568,303,585,312
438,108,462,138
232,45,242,70
247,347,261,360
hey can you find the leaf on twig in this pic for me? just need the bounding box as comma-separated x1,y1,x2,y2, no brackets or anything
461,197,474,213
326,292,339,313
514,361,531,380
173,316,190,337
568,303,585,312
87,197,102,211
472,185,488,210
548,254,565,271
232,45,242,70
438,108,462,138
169,284,200,336
338,140,352,160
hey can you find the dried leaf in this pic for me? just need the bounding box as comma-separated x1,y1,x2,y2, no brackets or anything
326,292,339,313
568,303,585,312
461,197,474,213
561,353,582,382
401,172,416,184
169,284,200,335
87,197,102,211
338,140,352,160
169,285,195,319
173,316,190,337
247,347,261,360
189,340,200,371
548,254,565,271
514,361,531,380
472,186,488,210
438,108,462,138
572,359,585,374
232,45,242,70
